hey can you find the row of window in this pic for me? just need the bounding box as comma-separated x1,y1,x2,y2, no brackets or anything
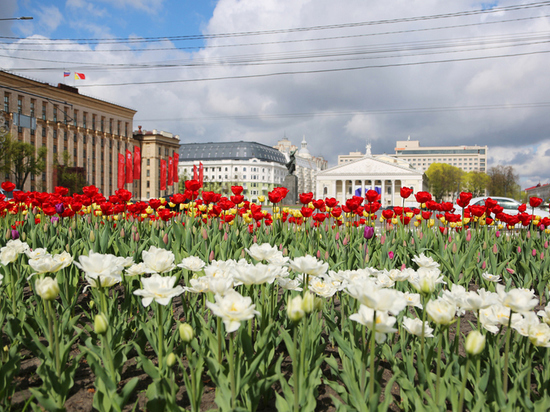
3,92,130,137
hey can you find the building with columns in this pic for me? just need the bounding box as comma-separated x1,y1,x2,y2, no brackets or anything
316,144,425,206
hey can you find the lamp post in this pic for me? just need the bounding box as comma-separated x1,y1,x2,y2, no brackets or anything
0,17,33,21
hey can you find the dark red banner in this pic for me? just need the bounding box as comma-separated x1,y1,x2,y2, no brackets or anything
168,156,173,186
160,159,167,191
126,149,133,184
173,152,179,183
117,153,125,190
199,162,204,186
133,146,141,180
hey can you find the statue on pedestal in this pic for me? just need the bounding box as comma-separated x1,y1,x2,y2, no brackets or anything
286,150,297,175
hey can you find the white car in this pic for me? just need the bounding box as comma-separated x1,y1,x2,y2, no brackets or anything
454,196,550,219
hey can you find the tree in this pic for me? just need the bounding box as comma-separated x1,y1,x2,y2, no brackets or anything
462,171,490,197
487,165,521,199
425,163,464,202
55,151,87,195
1,135,47,189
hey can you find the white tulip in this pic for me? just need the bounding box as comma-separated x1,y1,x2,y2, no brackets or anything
402,317,434,338
133,273,184,307
206,290,259,333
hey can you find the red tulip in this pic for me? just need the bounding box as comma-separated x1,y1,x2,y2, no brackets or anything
415,191,432,204
456,192,473,208
529,197,543,208
325,197,339,208
185,180,201,191
231,186,244,195
1,181,16,192
400,187,413,199
268,190,283,204
299,192,314,204
518,203,527,213
301,206,314,218
365,190,380,203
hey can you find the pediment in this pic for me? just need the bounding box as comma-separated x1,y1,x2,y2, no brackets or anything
318,156,423,176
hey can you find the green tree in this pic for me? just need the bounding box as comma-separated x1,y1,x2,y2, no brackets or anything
425,163,464,202
487,165,521,199
462,171,490,197
55,151,87,195
1,135,47,189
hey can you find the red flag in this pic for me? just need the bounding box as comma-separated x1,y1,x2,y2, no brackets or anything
199,162,204,187
117,153,125,190
193,164,198,181
160,159,167,191
168,157,173,186
126,150,133,184
173,152,179,183
133,146,141,180
75,72,86,80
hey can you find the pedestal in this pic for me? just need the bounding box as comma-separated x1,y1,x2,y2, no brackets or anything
283,174,298,205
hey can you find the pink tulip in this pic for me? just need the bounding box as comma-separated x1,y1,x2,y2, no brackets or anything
466,229,471,241
224,232,228,241
493,244,498,254
325,251,329,260
533,249,537,257
401,263,407,270
317,250,321,259
506,268,515,274
545,241,549,249
335,232,339,241
388,251,394,259
482,261,486,269
518,247,521,254
495,230,500,238
380,235,386,245
209,250,215,261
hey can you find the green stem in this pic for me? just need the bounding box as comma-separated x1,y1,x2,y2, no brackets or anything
185,344,198,412
370,310,377,398
48,301,61,377
361,324,367,394
293,324,299,412
527,343,534,399
102,334,118,384
228,333,236,410
217,316,222,363
157,304,164,371
458,356,471,412
435,328,444,406
421,295,428,362
503,309,513,396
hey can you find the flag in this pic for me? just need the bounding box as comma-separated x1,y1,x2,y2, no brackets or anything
126,150,133,184
63,71,70,77
168,157,173,186
173,152,179,183
193,164,198,181
133,146,141,180
75,72,86,80
160,159,167,191
117,153,125,190
199,162,204,187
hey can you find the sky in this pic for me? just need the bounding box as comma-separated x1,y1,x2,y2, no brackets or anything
1,0,550,189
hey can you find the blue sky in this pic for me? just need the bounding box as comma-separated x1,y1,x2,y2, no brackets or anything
2,0,550,188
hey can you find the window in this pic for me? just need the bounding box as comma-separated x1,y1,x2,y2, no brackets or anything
30,100,35,118
73,110,78,127
53,106,57,123
147,181,150,188
146,170,150,177
83,113,87,129
92,115,96,131
243,167,247,171
117,121,120,135
109,119,112,134
53,130,57,139
101,117,104,132
235,167,238,171
64,107,68,125
125,123,128,137
53,144,57,153
3,94,9,112
147,159,150,166
74,134,77,143
42,128,45,138
42,103,46,120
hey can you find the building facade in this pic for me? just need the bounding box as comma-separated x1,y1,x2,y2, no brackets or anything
393,138,488,173
178,141,288,203
317,145,425,206
133,127,181,200
273,136,328,196
1,70,137,196
524,183,550,203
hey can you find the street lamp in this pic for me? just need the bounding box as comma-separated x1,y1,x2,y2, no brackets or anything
0,16,33,21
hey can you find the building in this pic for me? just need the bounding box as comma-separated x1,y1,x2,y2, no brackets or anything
393,138,488,173
524,183,550,202
317,144,425,206
1,70,137,196
133,127,181,200
273,135,328,195
178,141,288,203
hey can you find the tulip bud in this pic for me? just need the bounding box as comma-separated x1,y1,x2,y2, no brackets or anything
209,250,215,262
287,296,305,322
89,231,96,242
223,232,228,241
482,261,486,270
35,277,60,301
120,228,125,238
495,230,500,238
21,232,26,241
465,330,486,356
452,242,457,254
335,232,339,241
325,251,329,260
201,227,208,240
179,323,194,342
302,292,316,314
492,244,498,254
94,313,109,335
166,352,177,368
66,244,70,253
163,233,169,245
533,249,537,257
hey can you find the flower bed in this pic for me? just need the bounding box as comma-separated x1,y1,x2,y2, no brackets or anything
0,181,549,411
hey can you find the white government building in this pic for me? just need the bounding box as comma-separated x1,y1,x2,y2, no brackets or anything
316,144,426,206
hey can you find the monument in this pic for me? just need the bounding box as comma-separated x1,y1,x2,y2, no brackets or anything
283,150,298,205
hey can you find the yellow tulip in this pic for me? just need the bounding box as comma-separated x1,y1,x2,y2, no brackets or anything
414,220,420,227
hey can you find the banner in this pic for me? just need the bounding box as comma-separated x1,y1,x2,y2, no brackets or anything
193,164,198,181
126,149,133,184
199,162,204,186
160,159,167,191
173,152,179,183
133,146,141,180
168,156,173,186
117,153,125,190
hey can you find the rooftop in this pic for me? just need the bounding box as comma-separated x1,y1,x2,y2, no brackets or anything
179,141,287,164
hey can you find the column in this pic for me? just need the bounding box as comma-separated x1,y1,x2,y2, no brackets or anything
361,180,365,198
381,180,385,206
332,180,337,199
342,180,346,204
391,180,395,206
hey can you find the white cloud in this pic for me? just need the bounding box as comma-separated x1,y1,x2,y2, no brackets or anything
2,0,550,190
36,5,63,33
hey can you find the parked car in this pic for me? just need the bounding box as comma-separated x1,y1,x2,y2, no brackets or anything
454,196,550,218
0,188,21,200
